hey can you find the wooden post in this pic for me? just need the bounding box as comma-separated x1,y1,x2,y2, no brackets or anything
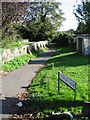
74,83,76,102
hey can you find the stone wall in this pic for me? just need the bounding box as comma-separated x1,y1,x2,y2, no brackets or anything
0,45,29,63
0,41,48,63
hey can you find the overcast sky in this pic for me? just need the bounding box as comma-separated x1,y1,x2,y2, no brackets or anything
57,0,82,31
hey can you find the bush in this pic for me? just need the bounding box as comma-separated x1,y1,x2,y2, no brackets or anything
54,32,72,47
2,54,35,72
2,47,48,72
2,24,22,48
31,47,48,57
16,25,34,41
1,35,22,48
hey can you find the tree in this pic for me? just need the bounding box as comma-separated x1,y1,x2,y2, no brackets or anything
2,2,32,37
66,29,75,34
73,0,90,33
75,21,85,34
23,2,64,41
2,2,29,26
2,2,30,46
2,2,64,43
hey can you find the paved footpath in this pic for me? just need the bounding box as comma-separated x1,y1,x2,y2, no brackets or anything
0,45,56,119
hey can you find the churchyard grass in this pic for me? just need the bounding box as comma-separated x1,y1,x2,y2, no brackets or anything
27,47,88,115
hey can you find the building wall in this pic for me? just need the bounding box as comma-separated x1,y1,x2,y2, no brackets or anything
83,36,90,55
88,40,90,55
0,45,29,63
76,35,90,55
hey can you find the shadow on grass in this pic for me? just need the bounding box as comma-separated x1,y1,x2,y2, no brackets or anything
54,47,75,55
26,99,84,113
1,96,84,115
47,52,88,68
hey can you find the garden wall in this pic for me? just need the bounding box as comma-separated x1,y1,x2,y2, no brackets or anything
0,41,48,63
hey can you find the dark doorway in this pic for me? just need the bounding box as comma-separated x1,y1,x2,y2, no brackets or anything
78,38,83,54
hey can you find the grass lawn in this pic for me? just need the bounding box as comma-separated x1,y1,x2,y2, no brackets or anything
27,47,88,116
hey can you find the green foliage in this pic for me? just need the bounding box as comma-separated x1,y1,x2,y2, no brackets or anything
2,23,22,48
26,19,57,42
73,1,90,34
16,2,64,42
2,2,29,47
2,2,29,30
6,41,29,48
2,54,35,72
15,24,33,41
2,47,48,72
1,37,23,48
31,47,48,57
27,47,88,115
54,32,72,47
66,29,75,34
75,21,85,34
2,2,64,45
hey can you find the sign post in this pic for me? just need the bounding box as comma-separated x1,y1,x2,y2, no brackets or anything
58,71,60,92
58,71,76,101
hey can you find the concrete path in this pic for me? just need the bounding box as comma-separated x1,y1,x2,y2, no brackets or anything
0,45,56,119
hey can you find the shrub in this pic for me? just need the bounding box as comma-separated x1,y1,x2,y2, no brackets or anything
54,32,72,47
16,25,34,41
2,54,35,72
2,23,22,48
2,47,48,72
